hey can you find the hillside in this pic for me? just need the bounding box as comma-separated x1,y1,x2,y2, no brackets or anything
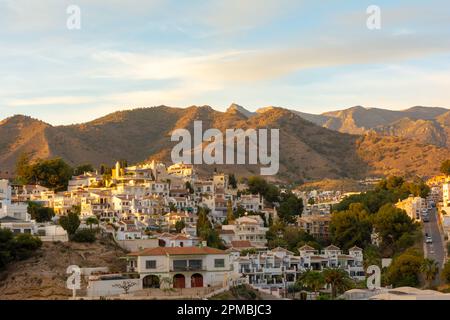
0,239,127,300
294,106,450,146
356,132,450,177
1,105,450,182
373,118,448,147
0,115,52,170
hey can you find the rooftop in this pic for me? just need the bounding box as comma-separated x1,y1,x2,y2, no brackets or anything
128,246,226,256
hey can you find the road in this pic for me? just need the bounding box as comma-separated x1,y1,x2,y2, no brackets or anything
423,207,445,286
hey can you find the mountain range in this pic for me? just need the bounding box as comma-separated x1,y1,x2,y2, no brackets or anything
292,105,450,146
1,103,450,183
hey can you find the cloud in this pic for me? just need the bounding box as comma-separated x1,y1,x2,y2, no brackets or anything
283,64,450,112
195,0,302,34
8,96,99,107
89,33,450,85
2,0,450,125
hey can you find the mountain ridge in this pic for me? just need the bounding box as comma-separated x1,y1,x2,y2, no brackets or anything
1,104,450,182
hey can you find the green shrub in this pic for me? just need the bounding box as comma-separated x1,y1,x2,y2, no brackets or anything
71,229,96,243
442,261,450,284
0,229,42,269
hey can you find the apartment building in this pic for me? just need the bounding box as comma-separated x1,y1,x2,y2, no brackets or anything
233,245,365,289
299,245,365,280
232,247,300,287
297,214,331,240
221,215,268,248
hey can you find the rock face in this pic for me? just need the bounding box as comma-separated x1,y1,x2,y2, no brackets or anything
1,105,450,182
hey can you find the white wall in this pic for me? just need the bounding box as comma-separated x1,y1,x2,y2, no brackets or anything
87,278,142,297
117,239,159,252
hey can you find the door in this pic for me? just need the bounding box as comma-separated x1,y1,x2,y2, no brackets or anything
191,273,203,288
173,274,186,288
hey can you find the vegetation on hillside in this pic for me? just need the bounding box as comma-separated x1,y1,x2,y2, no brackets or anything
245,176,303,224
333,176,429,214
331,177,423,256
16,154,74,191
0,229,42,270
209,285,261,300
196,207,225,249
27,202,55,222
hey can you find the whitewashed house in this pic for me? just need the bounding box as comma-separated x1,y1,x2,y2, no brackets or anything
221,215,268,248
126,246,231,289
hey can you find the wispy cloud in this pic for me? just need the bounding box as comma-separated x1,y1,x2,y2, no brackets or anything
1,0,450,124
89,33,450,84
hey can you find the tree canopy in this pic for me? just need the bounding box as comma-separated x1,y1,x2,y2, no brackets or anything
441,159,450,176
385,249,424,287
196,207,225,249
372,204,419,254
27,202,55,222
16,155,73,191
0,229,42,269
277,192,303,224
329,203,372,251
59,206,81,236
73,164,94,176
333,176,430,214
246,176,280,203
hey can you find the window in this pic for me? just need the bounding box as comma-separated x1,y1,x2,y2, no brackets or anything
173,260,188,271
214,259,225,268
146,260,156,269
188,259,202,270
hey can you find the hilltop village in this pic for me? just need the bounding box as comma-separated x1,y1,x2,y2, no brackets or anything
1,158,450,300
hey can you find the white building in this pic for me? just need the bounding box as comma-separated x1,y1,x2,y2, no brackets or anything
68,173,102,191
126,246,231,289
116,220,145,240
0,179,35,234
221,215,268,248
156,232,201,247
233,245,365,289
395,195,426,221
237,194,264,212
213,174,229,190
167,163,194,178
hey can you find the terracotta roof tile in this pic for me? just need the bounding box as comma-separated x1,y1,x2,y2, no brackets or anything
230,240,253,248
128,246,226,256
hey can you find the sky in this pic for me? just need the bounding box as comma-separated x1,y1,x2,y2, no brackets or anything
1,0,450,125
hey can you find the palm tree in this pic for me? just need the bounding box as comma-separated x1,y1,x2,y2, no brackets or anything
287,283,302,299
322,268,353,299
296,270,325,299
421,258,439,288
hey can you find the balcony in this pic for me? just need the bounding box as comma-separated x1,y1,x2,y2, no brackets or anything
170,260,206,272
171,266,204,272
